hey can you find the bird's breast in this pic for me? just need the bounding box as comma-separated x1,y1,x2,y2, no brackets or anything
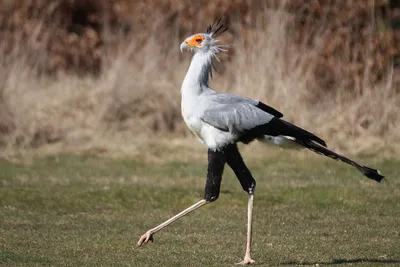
182,110,237,151
182,112,202,138
181,100,202,137
181,94,235,150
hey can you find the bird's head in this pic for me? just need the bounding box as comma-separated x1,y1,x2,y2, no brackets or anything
180,18,231,54
180,34,209,52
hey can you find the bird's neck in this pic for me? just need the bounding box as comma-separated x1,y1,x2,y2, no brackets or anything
181,51,213,98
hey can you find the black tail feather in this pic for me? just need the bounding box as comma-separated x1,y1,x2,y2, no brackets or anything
279,120,327,147
357,165,385,183
249,118,327,147
299,140,385,183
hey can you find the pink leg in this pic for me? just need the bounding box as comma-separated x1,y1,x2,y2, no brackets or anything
137,199,207,246
237,193,255,265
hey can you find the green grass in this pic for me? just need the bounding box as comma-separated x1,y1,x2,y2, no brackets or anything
0,151,399,266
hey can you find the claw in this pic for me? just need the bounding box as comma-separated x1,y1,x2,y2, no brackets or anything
236,257,255,265
137,231,154,246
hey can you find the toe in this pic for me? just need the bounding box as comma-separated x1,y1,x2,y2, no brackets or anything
137,231,153,247
236,258,255,265
137,235,145,246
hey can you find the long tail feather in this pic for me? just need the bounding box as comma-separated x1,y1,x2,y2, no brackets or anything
299,140,385,183
260,118,327,147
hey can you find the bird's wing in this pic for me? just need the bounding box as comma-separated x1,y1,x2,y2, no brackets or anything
200,93,278,135
200,92,326,146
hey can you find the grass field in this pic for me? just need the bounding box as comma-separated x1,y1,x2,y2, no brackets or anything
0,143,399,266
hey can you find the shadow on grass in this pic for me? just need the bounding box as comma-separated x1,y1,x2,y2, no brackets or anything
283,258,400,265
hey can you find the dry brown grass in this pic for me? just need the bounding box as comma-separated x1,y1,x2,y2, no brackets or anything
0,1,398,157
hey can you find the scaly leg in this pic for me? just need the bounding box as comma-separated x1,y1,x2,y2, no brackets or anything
138,148,225,247
137,199,207,246
225,144,256,264
237,192,255,265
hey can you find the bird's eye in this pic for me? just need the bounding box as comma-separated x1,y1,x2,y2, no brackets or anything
195,38,202,43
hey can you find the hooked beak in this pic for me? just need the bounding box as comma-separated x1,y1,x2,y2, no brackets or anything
180,41,190,52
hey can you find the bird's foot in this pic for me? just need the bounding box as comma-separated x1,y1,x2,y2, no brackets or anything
137,230,154,246
236,256,255,265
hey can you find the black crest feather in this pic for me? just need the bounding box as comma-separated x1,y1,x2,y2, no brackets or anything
206,17,228,37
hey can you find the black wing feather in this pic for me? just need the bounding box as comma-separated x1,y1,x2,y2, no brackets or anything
239,117,326,147
256,101,283,118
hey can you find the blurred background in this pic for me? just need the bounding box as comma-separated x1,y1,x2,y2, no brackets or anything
0,0,399,156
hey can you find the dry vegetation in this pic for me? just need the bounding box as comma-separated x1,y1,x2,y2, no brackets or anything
0,0,399,156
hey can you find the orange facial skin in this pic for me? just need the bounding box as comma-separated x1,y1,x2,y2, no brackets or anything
184,35,205,47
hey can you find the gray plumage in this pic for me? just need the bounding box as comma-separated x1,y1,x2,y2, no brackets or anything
199,92,274,135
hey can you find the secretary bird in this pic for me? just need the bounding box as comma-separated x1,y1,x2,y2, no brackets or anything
137,19,385,264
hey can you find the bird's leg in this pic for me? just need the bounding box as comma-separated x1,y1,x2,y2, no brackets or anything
138,148,226,247
237,191,255,265
137,199,207,246
225,144,256,265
